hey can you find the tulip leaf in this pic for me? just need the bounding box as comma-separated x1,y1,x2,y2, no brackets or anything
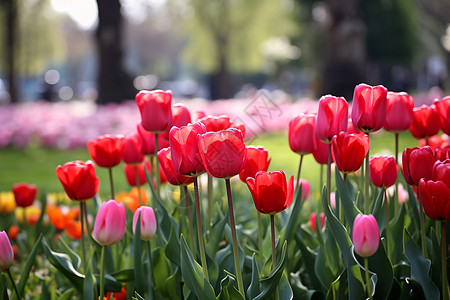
164,226,181,267
58,236,81,271
224,224,245,276
217,275,245,300
164,268,182,300
133,213,147,295
321,187,365,300
371,188,385,225
429,227,443,291
110,268,134,282
206,207,229,258
406,184,421,231
390,204,406,265
152,247,172,292
282,183,304,242
42,238,84,293
293,232,322,292
251,241,287,300
11,234,42,300
83,254,96,300
404,228,440,300
364,240,393,300
179,235,216,299
133,291,146,300
247,254,261,299
335,167,361,228
314,243,335,290
327,269,348,300
0,273,8,300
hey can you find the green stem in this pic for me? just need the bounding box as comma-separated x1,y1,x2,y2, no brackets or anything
384,188,391,258
296,155,304,190
100,246,106,300
364,134,370,213
184,185,196,253
270,215,279,300
108,167,115,200
134,165,143,206
257,212,263,266
155,133,160,197
146,241,155,299
207,175,213,230
417,189,428,258
340,174,347,224
80,201,87,272
6,268,20,300
225,179,245,298
320,164,324,195
364,257,373,300
193,177,209,281
442,221,449,300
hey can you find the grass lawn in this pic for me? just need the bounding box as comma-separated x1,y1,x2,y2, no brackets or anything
0,130,420,195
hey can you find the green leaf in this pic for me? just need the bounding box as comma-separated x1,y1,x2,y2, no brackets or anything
390,204,406,265
83,259,96,300
247,254,261,299
206,208,229,258
366,241,393,300
404,228,440,300
134,291,146,300
58,237,81,270
179,235,216,299
335,167,362,229
406,185,421,232
253,241,287,300
371,188,385,224
152,247,172,292
293,232,322,291
277,274,293,300
42,238,84,293
321,187,365,300
133,213,147,295
165,226,181,267
110,268,134,282
12,234,43,299
0,274,8,300
164,268,182,300
59,288,75,300
282,183,303,242
327,269,348,300
217,275,245,300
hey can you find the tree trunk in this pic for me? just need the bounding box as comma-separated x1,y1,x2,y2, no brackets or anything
321,0,367,101
5,0,18,103
95,0,135,104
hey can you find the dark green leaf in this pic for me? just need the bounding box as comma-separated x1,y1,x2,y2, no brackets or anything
110,269,134,282
133,213,147,295
179,235,216,299
217,275,245,300
406,185,421,232
58,237,81,270
404,228,440,300
282,183,303,242
164,226,181,267
42,238,84,293
335,166,362,229
247,254,261,299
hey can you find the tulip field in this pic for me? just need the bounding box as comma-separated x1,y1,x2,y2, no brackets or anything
1,86,450,300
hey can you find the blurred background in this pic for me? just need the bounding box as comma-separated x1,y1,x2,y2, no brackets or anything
0,0,449,104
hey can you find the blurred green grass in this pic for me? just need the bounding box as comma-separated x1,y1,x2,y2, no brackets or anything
0,130,419,195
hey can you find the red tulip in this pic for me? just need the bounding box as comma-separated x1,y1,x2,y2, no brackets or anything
315,95,348,143
419,179,450,220
435,96,450,135
409,105,441,140
198,128,247,179
313,138,329,165
401,146,436,186
123,133,144,165
383,91,414,133
197,115,231,132
331,132,369,174
436,146,450,161
160,103,192,140
137,123,170,155
56,160,99,201
169,121,207,176
432,159,450,187
369,156,398,188
289,114,317,155
419,135,448,151
352,214,380,257
136,90,173,133
157,147,194,186
87,134,125,168
352,83,387,133
246,170,294,215
12,183,37,208
192,110,207,121
124,160,152,187
309,212,325,233
239,146,271,182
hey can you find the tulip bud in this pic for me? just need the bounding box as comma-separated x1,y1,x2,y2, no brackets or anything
401,146,436,187
352,83,387,133
12,183,37,208
331,132,369,174
383,92,414,133
369,156,398,188
309,212,325,233
238,146,271,182
352,214,380,257
288,114,317,155
0,231,14,269
315,95,348,143
87,134,125,168
56,161,99,201
409,105,441,140
435,96,450,135
93,200,126,246
136,90,173,133
123,133,145,165
133,206,157,241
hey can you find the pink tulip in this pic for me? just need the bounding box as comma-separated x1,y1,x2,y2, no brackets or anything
93,200,126,246
133,206,157,241
0,231,14,269
315,95,348,143
352,83,387,133
383,91,414,133
298,179,311,201
352,214,380,257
